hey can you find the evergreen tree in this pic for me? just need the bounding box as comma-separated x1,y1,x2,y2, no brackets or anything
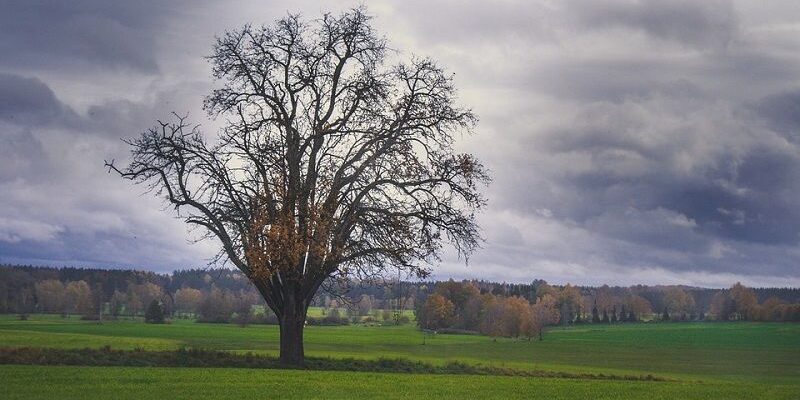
662,306,670,322
602,309,610,323
592,305,600,323
145,299,165,324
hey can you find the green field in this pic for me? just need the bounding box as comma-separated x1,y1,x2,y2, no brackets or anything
3,365,796,400
1,315,798,398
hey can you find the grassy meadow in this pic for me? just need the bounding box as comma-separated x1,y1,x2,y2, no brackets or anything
0,314,798,398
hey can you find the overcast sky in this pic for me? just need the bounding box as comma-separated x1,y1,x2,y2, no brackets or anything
2,1,800,287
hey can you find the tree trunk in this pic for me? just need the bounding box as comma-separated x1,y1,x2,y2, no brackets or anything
279,292,307,367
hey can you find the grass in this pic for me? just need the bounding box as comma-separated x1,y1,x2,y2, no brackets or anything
2,365,798,400
1,315,799,398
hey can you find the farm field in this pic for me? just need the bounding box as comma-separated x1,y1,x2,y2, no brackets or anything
1,315,799,398
2,365,796,400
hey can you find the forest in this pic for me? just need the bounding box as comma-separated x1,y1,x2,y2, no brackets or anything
2,265,799,333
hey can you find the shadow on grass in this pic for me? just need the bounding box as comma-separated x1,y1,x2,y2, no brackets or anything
0,346,667,382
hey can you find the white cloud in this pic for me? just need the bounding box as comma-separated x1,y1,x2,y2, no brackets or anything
0,217,63,243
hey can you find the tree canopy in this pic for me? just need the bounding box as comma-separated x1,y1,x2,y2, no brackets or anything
107,8,487,366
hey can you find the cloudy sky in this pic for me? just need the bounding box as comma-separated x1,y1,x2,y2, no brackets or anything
2,1,800,287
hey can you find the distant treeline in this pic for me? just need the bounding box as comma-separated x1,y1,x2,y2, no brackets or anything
415,280,800,340
1,265,799,325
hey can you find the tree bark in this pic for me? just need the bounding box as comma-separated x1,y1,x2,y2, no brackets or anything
279,291,307,367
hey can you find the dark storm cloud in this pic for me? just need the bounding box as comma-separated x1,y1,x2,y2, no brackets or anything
0,227,199,269
0,73,82,127
524,91,800,250
2,0,800,285
0,1,190,73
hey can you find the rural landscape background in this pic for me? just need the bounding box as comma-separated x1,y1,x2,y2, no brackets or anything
2,264,800,398
3,1,800,399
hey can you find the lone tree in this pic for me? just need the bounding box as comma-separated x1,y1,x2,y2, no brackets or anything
106,8,487,366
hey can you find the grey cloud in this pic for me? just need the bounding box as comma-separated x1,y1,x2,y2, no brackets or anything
532,61,710,102
84,81,212,138
387,0,557,45
585,208,705,253
376,0,800,283
0,79,216,271
752,90,800,142
0,72,205,138
0,73,81,127
570,0,739,49
0,1,199,74
2,1,800,286
0,125,49,183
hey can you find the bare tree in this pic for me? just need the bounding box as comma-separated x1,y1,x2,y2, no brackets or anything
106,8,487,366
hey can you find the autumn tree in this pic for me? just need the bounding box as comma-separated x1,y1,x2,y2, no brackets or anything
479,295,506,339
729,282,758,320
34,279,65,313
594,284,614,315
710,283,758,321
758,297,784,321
174,288,203,316
107,8,486,366
198,286,235,323
436,280,480,310
234,289,262,326
532,280,557,300
129,283,164,310
64,280,93,317
418,294,455,330
109,290,127,317
434,280,480,328
557,284,582,325
528,294,559,340
663,287,695,320
125,289,143,316
625,294,652,321
461,292,488,329
355,294,374,317
502,296,531,337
